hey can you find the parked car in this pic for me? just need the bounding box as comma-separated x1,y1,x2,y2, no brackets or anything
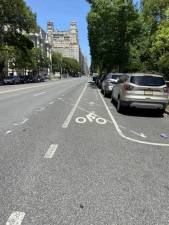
111,73,168,114
3,76,21,85
98,75,106,89
101,73,125,97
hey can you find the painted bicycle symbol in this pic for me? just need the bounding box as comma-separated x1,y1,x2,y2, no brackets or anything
75,112,107,125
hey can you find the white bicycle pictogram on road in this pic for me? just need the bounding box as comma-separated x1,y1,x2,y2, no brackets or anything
75,112,107,125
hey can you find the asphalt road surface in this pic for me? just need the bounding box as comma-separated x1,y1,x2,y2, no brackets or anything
1,77,169,225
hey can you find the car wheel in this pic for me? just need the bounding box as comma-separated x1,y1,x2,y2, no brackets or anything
117,98,124,113
111,94,114,103
158,109,165,116
104,90,107,97
101,88,103,94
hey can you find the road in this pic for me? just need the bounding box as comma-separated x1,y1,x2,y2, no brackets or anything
1,77,169,224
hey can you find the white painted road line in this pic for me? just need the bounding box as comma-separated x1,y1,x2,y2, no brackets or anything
62,83,88,128
36,107,45,112
5,130,12,135
6,211,25,225
34,91,46,97
49,101,54,105
44,144,58,159
98,89,169,147
20,118,29,125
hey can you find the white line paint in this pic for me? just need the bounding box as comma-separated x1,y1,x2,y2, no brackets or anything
13,123,19,126
98,89,169,147
130,130,147,138
20,118,29,125
34,92,46,97
49,101,54,105
58,97,62,100
62,83,88,128
5,130,12,135
6,211,25,225
44,144,58,159
36,107,45,112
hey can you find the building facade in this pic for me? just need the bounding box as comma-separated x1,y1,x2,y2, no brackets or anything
29,27,52,75
47,20,89,74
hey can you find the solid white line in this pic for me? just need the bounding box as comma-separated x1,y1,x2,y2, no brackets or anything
34,91,46,97
62,83,88,128
6,211,25,225
44,144,58,159
98,89,169,147
5,130,12,135
20,118,29,125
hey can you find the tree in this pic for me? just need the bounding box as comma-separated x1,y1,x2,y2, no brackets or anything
0,0,37,77
62,57,80,76
52,52,62,73
87,0,141,73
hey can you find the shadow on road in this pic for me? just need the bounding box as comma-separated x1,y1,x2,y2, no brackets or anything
110,100,164,118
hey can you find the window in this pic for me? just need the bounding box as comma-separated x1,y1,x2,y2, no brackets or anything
130,76,165,86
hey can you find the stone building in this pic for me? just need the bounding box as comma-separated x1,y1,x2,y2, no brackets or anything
29,27,52,75
47,20,89,74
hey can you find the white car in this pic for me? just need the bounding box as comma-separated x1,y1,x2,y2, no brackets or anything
111,73,168,114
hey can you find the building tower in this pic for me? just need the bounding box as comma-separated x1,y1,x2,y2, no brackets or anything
70,21,78,45
47,21,54,46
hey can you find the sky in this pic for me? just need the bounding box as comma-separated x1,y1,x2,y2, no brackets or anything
25,0,91,64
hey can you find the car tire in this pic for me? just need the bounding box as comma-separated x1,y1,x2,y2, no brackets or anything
104,90,107,97
101,88,103,94
158,109,165,116
117,98,124,113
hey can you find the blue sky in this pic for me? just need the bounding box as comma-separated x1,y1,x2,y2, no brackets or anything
25,0,91,63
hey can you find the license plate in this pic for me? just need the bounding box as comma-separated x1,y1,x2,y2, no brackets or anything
144,90,153,95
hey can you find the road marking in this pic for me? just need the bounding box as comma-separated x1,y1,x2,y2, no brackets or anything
44,144,58,159
36,107,45,112
6,211,25,225
5,130,12,135
58,97,62,100
98,89,169,147
20,118,29,125
13,123,19,126
89,101,95,105
49,101,54,105
62,83,88,128
130,130,147,138
76,112,107,125
76,117,87,124
34,92,46,97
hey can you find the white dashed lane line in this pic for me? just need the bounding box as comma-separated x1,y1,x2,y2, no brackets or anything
20,118,29,125
44,144,58,159
34,92,46,97
5,130,12,135
6,211,25,225
49,101,54,105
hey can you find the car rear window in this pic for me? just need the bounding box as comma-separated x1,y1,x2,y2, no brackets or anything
130,76,165,86
111,75,122,79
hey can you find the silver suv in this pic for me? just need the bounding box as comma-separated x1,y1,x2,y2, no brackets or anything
111,73,168,114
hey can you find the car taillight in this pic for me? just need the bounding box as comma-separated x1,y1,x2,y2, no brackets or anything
163,87,168,93
123,84,134,91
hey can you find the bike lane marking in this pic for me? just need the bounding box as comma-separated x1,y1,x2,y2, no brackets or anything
62,83,88,128
98,89,169,147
